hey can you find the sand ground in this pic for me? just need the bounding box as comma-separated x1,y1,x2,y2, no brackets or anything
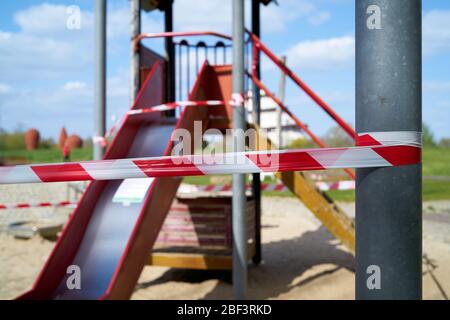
0,185,448,300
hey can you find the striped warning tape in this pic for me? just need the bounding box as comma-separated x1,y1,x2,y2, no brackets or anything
178,181,355,193
0,201,76,210
92,100,225,146
178,183,286,193
92,118,123,147
315,180,355,191
229,93,246,107
0,181,355,210
0,131,421,185
127,100,225,115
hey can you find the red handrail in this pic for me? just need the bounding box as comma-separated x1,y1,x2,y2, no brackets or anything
249,73,325,148
249,72,355,180
134,30,356,179
133,31,232,49
248,31,356,140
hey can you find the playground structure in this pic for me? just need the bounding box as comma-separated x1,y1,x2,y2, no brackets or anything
2,0,421,300
17,28,358,300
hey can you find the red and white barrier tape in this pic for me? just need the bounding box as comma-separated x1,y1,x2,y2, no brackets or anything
315,180,355,191
0,201,76,210
229,93,245,107
0,180,356,210
0,132,421,185
179,181,355,193
127,100,224,115
92,100,225,146
178,183,287,193
92,118,124,147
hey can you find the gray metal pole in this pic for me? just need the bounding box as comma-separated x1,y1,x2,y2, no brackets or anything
163,1,176,117
232,0,247,300
94,0,106,161
164,1,175,105
356,0,422,299
130,0,141,103
277,55,287,148
251,0,262,266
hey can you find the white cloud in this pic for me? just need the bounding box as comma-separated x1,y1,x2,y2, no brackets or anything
0,83,12,94
172,0,331,35
308,11,331,27
108,5,162,39
284,36,354,71
423,81,450,93
63,81,87,91
174,0,232,33
0,5,93,82
279,9,450,73
13,3,92,37
0,3,162,82
423,10,450,55
0,3,150,138
261,0,331,32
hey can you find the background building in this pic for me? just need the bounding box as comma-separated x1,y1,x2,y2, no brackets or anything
246,89,304,148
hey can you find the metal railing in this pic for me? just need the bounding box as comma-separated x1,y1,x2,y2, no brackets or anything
134,31,234,101
246,30,356,179
174,39,232,100
247,30,356,140
134,30,355,179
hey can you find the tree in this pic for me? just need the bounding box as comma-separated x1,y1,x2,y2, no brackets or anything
422,122,436,147
439,138,450,148
287,137,315,149
323,125,353,147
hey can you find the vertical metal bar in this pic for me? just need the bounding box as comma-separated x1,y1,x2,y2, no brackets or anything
130,0,140,104
178,44,182,101
195,46,199,74
277,55,287,148
232,0,247,300
94,0,107,161
244,40,249,96
223,45,227,64
251,0,262,266
164,0,175,116
186,45,190,96
356,0,422,299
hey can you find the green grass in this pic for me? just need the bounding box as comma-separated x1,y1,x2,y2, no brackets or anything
326,179,450,202
422,147,450,176
422,179,450,201
313,147,450,202
1,147,93,163
325,189,355,202
261,190,294,198
182,175,214,185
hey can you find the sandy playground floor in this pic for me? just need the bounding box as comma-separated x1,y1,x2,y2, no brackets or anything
0,184,449,300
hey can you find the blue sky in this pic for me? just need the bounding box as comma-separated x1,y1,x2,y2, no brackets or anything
0,0,449,141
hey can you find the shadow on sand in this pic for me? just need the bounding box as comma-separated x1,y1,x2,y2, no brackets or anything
135,225,355,299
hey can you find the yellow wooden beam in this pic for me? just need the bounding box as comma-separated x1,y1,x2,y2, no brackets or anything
149,253,232,270
254,127,355,253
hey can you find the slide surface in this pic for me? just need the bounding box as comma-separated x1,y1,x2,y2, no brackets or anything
19,59,231,299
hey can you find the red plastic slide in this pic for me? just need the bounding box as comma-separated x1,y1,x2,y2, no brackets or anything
19,58,232,299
